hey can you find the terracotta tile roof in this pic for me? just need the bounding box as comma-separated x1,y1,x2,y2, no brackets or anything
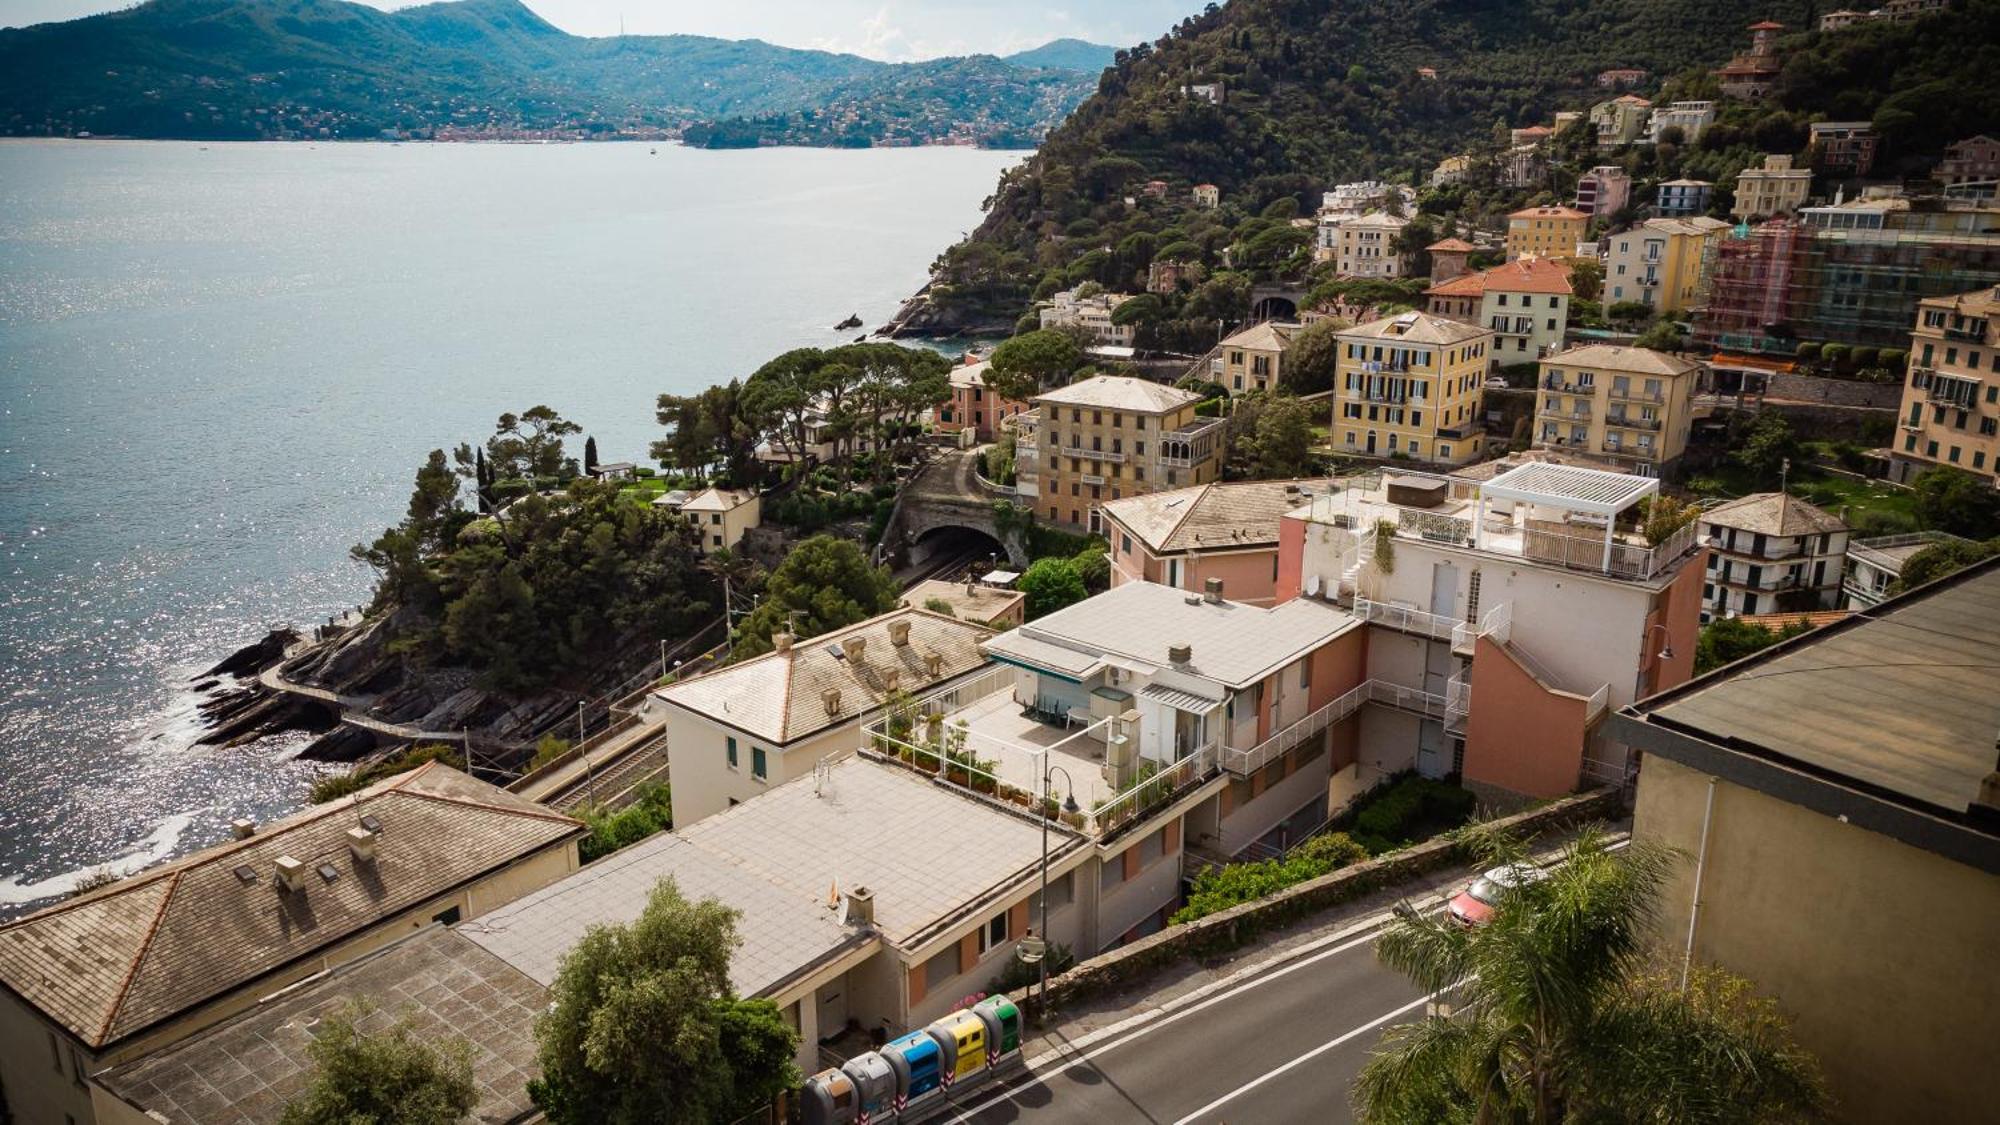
1100,479,1317,553
94,927,548,1125
652,607,994,745
1701,492,1849,537
1509,205,1591,221
679,487,758,512
1218,321,1299,352
1426,237,1476,252
0,763,581,1050
1339,310,1492,346
1735,609,1853,631
1035,374,1200,414
1543,344,1702,378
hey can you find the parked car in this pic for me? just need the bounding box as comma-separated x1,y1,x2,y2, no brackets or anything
1447,863,1548,925
1484,375,1511,390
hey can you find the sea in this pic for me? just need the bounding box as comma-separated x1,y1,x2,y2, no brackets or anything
0,138,1021,912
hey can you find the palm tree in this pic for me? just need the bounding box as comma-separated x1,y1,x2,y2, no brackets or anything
1355,828,1827,1124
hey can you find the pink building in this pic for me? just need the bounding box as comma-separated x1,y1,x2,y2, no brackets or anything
1101,479,1319,607
934,356,1028,442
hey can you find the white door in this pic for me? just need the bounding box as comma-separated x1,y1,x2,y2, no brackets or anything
1416,720,1448,779
1430,561,1459,619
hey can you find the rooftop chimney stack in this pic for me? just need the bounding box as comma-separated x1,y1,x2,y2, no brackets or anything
230,818,257,840
774,632,795,653
346,826,378,864
822,687,843,715
889,621,911,646
1168,642,1193,666
842,636,867,662
882,669,901,693
1203,578,1224,603
925,653,944,677
843,885,875,927
274,855,307,893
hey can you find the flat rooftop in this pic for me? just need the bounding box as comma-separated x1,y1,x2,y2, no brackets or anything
901,578,1026,624
94,927,544,1125
1639,559,2000,819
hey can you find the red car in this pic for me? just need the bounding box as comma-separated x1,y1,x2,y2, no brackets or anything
1447,864,1548,926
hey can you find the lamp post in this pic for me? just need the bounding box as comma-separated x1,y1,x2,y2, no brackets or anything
1028,759,1079,1020
577,700,598,806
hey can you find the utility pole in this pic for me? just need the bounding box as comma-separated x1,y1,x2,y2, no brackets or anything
578,700,597,806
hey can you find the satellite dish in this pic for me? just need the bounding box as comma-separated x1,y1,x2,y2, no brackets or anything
1304,574,1322,598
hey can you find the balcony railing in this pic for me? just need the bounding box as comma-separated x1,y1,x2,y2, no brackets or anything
1222,679,1447,776
1605,414,1663,431
1063,447,1128,464
1436,420,1484,441
1451,602,1511,654
1353,597,1460,641
1607,386,1665,404
1542,375,1595,393
1095,740,1220,835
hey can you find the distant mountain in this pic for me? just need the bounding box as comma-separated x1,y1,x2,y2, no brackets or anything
1004,38,1119,74
0,0,1096,145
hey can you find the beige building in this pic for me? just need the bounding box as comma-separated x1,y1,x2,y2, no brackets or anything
1192,183,1220,208
1890,285,2000,484
1730,153,1813,219
1024,375,1225,530
1424,256,1574,368
1332,211,1410,278
1214,320,1298,394
1039,288,1137,348
1505,205,1590,261
0,763,583,1125
1533,344,1703,474
1331,311,1492,465
900,576,1027,629
1611,559,2000,1125
658,486,761,554
1602,216,1732,314
651,607,995,827
1590,94,1653,148
1699,492,1850,620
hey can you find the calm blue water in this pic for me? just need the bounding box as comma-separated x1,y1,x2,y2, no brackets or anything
0,139,1019,905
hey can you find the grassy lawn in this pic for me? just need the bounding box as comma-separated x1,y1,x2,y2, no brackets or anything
1685,463,1921,531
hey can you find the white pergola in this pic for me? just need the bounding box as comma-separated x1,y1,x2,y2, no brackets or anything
1473,463,1659,572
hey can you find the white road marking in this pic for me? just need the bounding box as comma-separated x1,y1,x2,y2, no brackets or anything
1167,992,1437,1125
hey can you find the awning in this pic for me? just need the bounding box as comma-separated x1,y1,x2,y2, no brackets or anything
1140,683,1224,713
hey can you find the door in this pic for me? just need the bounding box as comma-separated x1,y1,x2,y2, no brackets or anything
815,976,848,1040
1416,720,1448,779
1430,561,1459,619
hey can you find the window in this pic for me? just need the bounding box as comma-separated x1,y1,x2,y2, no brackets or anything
433,905,462,926
1101,853,1129,891
752,746,768,780
924,943,963,990
1138,827,1165,868
726,737,738,769
1028,870,1074,916
1120,533,1132,553
978,910,1010,954
49,1031,62,1071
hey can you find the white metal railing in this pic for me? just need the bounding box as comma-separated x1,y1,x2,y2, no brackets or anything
1451,602,1512,652
1444,669,1472,733
1094,739,1220,836
1352,598,1459,641
1585,684,1610,723
1222,679,1447,777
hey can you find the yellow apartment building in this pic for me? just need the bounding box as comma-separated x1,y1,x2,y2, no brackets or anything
1890,284,2000,484
1215,320,1298,394
1534,344,1704,474
1505,205,1590,261
1602,217,1733,314
1331,312,1492,465
1028,375,1226,530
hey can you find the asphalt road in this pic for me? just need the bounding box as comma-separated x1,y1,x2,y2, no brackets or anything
942,919,1432,1125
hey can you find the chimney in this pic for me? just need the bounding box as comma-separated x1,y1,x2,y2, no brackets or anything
842,636,868,662
843,885,875,927
230,818,257,840
889,620,911,646
1168,642,1193,666
774,632,795,653
822,687,843,715
882,669,901,693
274,855,307,893
965,576,977,597
1203,577,1224,603
346,826,378,864
924,653,944,677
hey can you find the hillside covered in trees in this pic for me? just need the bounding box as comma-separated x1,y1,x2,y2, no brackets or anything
914,0,2000,331
0,0,1098,145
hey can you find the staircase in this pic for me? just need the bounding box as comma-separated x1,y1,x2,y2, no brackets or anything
1337,530,1376,603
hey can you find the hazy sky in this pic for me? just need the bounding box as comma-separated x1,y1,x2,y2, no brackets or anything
0,0,1205,59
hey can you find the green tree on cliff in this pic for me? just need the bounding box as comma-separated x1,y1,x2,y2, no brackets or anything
730,534,900,658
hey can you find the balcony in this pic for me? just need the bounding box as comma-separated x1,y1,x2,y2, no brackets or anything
1607,386,1665,404
1542,375,1594,394
1605,414,1663,432
1436,420,1484,441
1353,597,1459,641
1065,447,1128,464
1222,680,1447,777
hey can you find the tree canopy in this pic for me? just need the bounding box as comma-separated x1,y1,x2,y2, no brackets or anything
530,879,800,1125
730,534,901,657
986,329,1087,404
1018,555,1088,619
279,1002,475,1125
1911,467,2000,539
1358,829,1826,1123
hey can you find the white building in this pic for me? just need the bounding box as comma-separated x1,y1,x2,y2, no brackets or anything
1039,288,1137,348
1841,530,1967,608
1649,100,1716,145
1332,211,1411,278
1698,492,1852,620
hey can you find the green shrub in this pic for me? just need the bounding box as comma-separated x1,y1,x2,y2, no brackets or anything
578,783,673,863
311,744,463,803
532,734,572,770
987,941,1075,995
1172,832,1370,923
1348,775,1477,854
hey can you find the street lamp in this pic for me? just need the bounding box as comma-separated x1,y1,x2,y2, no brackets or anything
577,700,598,806
1026,760,1080,1019
1645,623,1675,662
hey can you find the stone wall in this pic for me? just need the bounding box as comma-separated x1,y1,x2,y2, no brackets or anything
1029,788,1623,1016
1764,371,1904,409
